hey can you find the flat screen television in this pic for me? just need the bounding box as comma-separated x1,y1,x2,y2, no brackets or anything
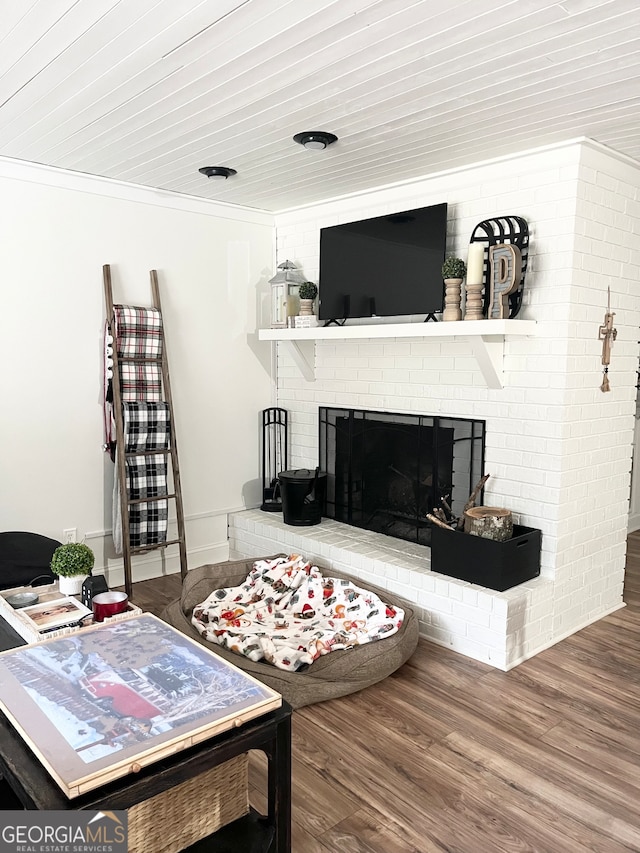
318,202,448,322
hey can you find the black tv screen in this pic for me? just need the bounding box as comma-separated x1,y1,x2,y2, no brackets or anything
318,202,448,322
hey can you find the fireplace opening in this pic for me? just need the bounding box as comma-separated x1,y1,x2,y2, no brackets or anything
319,408,485,546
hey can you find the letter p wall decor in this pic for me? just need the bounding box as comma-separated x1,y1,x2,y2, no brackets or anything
489,243,522,319
467,216,529,319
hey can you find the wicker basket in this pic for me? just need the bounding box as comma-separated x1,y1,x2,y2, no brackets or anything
128,754,249,853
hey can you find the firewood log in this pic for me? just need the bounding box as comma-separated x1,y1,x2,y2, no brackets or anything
426,513,455,531
463,506,513,541
462,473,491,514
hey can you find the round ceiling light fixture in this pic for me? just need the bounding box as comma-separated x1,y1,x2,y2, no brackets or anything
293,131,338,151
198,166,237,180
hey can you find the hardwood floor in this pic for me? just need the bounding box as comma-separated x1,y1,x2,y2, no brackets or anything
130,535,640,852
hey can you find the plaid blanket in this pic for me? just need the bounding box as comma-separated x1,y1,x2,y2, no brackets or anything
128,494,169,550
123,401,170,452
114,305,163,360
192,555,404,671
120,362,162,401
112,402,170,553
103,319,163,460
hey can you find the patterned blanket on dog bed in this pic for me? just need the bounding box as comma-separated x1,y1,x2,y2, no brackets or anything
191,555,404,671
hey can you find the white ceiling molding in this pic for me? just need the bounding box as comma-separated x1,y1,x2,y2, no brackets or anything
0,156,274,225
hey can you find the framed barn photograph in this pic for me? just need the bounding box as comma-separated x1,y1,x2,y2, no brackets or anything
0,613,281,798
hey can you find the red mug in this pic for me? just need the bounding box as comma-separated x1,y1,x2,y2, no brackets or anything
92,591,129,622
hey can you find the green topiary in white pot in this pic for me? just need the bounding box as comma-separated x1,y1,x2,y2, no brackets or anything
50,542,95,595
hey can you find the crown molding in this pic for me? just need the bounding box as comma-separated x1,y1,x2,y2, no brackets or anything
274,137,640,221
0,156,274,227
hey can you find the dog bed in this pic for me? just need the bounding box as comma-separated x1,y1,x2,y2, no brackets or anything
161,556,420,709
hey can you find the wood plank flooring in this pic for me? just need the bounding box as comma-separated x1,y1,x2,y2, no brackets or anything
129,534,640,852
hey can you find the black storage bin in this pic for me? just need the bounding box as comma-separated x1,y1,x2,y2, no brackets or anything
430,524,541,591
278,469,327,526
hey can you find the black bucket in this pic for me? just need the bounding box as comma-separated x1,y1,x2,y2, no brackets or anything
278,468,327,526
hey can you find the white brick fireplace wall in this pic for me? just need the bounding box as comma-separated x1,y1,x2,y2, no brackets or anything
234,139,640,669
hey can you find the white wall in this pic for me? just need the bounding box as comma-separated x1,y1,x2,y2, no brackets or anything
0,159,275,584
263,139,640,666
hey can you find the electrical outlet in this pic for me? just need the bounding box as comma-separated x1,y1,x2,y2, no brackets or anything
63,528,77,543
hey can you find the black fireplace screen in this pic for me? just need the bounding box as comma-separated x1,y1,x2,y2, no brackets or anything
319,407,485,546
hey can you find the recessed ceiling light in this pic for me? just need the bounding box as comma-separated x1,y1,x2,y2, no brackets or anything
198,166,237,180
293,131,338,151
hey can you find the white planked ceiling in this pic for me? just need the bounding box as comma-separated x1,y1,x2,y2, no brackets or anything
1,0,639,212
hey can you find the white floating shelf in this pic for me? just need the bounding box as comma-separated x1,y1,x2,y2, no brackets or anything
258,319,538,388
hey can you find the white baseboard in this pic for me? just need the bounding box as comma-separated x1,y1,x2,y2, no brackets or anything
103,542,230,588
628,513,640,533
85,509,236,587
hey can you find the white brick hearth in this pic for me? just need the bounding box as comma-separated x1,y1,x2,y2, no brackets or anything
230,509,560,669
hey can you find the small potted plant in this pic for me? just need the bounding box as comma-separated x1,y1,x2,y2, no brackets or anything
441,257,467,322
50,542,95,595
441,256,467,282
298,281,318,316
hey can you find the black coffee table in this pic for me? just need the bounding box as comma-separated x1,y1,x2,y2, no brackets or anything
0,618,25,652
0,616,292,853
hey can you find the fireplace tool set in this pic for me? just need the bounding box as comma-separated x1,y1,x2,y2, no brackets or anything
261,407,288,512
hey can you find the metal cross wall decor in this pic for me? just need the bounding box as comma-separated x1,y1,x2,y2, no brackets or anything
598,287,617,392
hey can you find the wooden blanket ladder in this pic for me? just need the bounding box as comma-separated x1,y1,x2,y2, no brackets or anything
103,264,188,597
